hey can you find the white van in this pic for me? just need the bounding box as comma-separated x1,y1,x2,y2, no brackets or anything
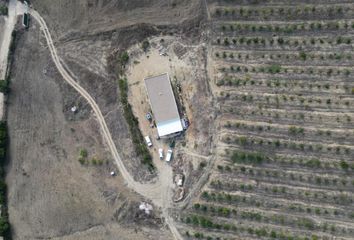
165,149,173,162
158,148,163,159
145,136,152,147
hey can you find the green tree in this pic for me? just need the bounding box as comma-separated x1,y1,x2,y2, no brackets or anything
0,4,8,15
340,160,349,170
299,51,307,60
0,80,9,94
0,216,9,235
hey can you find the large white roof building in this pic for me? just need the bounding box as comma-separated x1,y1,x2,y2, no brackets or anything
144,73,183,137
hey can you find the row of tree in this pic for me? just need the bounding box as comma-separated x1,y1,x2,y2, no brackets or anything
0,122,10,238
118,78,154,171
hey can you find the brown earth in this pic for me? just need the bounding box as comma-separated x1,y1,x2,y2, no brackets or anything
30,0,204,41
4,0,210,239
125,35,216,203
5,19,172,240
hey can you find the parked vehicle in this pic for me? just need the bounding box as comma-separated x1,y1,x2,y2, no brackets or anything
146,112,152,121
158,148,163,159
182,118,189,129
145,136,152,147
165,149,173,162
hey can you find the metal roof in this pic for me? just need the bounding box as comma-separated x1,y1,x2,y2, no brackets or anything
156,118,183,137
144,73,182,136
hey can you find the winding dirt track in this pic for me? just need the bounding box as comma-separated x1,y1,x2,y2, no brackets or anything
30,8,182,240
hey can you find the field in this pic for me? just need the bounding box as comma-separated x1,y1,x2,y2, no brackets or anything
178,1,354,240
3,0,354,239
3,0,204,239
5,21,177,240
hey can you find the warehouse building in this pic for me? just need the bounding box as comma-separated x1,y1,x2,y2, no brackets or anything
144,73,183,137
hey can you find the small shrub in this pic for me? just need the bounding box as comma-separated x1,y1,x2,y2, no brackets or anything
199,161,207,169
224,38,230,46
340,160,349,170
78,157,85,165
299,51,307,60
141,40,150,52
119,51,129,66
268,64,281,74
238,136,248,145
79,149,88,158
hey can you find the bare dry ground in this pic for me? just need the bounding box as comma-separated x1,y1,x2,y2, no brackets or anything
5,0,207,239
0,17,4,50
125,36,216,204
6,21,172,240
16,0,354,239
30,0,202,38
40,0,205,182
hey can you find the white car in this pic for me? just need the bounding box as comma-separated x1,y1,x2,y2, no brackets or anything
165,149,173,162
145,136,152,147
158,148,163,159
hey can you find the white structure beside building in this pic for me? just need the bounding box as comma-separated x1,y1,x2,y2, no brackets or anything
144,73,183,137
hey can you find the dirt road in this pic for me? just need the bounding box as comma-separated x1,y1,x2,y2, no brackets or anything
0,0,26,120
30,8,182,240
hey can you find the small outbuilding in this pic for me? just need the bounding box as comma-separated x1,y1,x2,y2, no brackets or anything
144,73,183,137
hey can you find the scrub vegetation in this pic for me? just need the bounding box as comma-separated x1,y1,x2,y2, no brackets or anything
118,78,154,171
